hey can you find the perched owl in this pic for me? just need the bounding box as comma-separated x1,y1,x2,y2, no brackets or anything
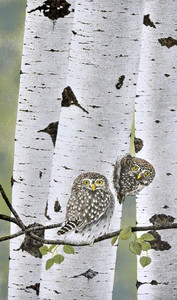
57,172,115,244
113,154,155,204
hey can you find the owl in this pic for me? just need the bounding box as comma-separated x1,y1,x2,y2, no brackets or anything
113,154,155,204
57,172,115,244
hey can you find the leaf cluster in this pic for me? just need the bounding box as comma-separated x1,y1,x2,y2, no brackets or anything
111,226,155,268
39,244,75,270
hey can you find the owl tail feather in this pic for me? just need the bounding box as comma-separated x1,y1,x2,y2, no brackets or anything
57,221,77,235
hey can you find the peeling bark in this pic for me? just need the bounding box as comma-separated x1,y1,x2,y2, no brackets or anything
135,1,177,299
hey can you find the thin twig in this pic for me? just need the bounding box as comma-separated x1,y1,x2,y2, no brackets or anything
0,185,26,230
0,230,24,242
0,214,19,225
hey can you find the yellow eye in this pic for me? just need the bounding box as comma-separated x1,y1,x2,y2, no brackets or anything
145,171,150,176
133,165,139,171
96,179,103,185
83,180,90,185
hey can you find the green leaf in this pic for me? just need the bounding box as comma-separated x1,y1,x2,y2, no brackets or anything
53,254,64,264
111,235,118,246
129,241,142,255
63,245,75,254
141,241,151,251
140,233,155,241
39,245,49,255
45,258,54,270
120,226,132,240
48,245,56,252
140,256,151,268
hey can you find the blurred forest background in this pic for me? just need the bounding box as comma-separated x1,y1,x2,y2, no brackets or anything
0,0,26,298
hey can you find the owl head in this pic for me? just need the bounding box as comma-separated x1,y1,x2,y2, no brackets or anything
71,172,110,193
113,154,155,203
122,154,155,185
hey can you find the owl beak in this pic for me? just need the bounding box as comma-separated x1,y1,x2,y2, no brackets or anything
91,184,96,191
137,173,142,180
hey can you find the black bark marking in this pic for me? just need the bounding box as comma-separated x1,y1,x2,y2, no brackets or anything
11,176,18,187
28,0,71,20
26,283,40,296
166,173,172,176
73,268,99,280
130,134,144,153
54,290,61,294
19,109,33,113
164,73,170,77
62,165,73,170
19,223,44,258
62,86,89,114
38,121,58,146
158,37,177,48
54,200,61,212
45,201,51,220
134,137,144,153
148,231,171,251
163,205,169,209
39,171,42,179
88,105,101,109
149,214,175,226
115,75,125,89
46,49,65,52
136,280,168,289
143,14,156,28
149,215,174,250
72,30,77,35
155,120,160,123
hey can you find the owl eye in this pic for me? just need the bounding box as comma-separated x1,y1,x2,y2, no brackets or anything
132,165,139,171
145,171,150,176
83,180,90,185
96,179,103,185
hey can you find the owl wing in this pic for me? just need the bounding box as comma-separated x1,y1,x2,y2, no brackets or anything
113,154,132,203
113,158,121,200
65,191,114,232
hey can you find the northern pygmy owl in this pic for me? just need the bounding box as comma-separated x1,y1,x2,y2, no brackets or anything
57,172,115,244
113,154,155,204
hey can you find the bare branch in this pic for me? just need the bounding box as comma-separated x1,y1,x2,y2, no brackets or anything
0,184,177,246
0,185,26,230
1,222,176,246
0,230,24,242
0,214,19,225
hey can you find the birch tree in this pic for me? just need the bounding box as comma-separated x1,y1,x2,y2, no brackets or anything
135,1,177,299
4,0,177,299
39,0,144,299
8,0,76,298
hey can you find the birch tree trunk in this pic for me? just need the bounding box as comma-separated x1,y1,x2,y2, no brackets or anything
39,0,144,299
8,0,75,299
135,1,177,299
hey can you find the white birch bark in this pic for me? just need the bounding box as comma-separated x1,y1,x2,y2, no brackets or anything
8,0,75,299
135,1,177,299
39,0,144,299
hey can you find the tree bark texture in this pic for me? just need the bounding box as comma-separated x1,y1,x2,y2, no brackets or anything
8,0,76,298
39,0,144,299
135,1,177,299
